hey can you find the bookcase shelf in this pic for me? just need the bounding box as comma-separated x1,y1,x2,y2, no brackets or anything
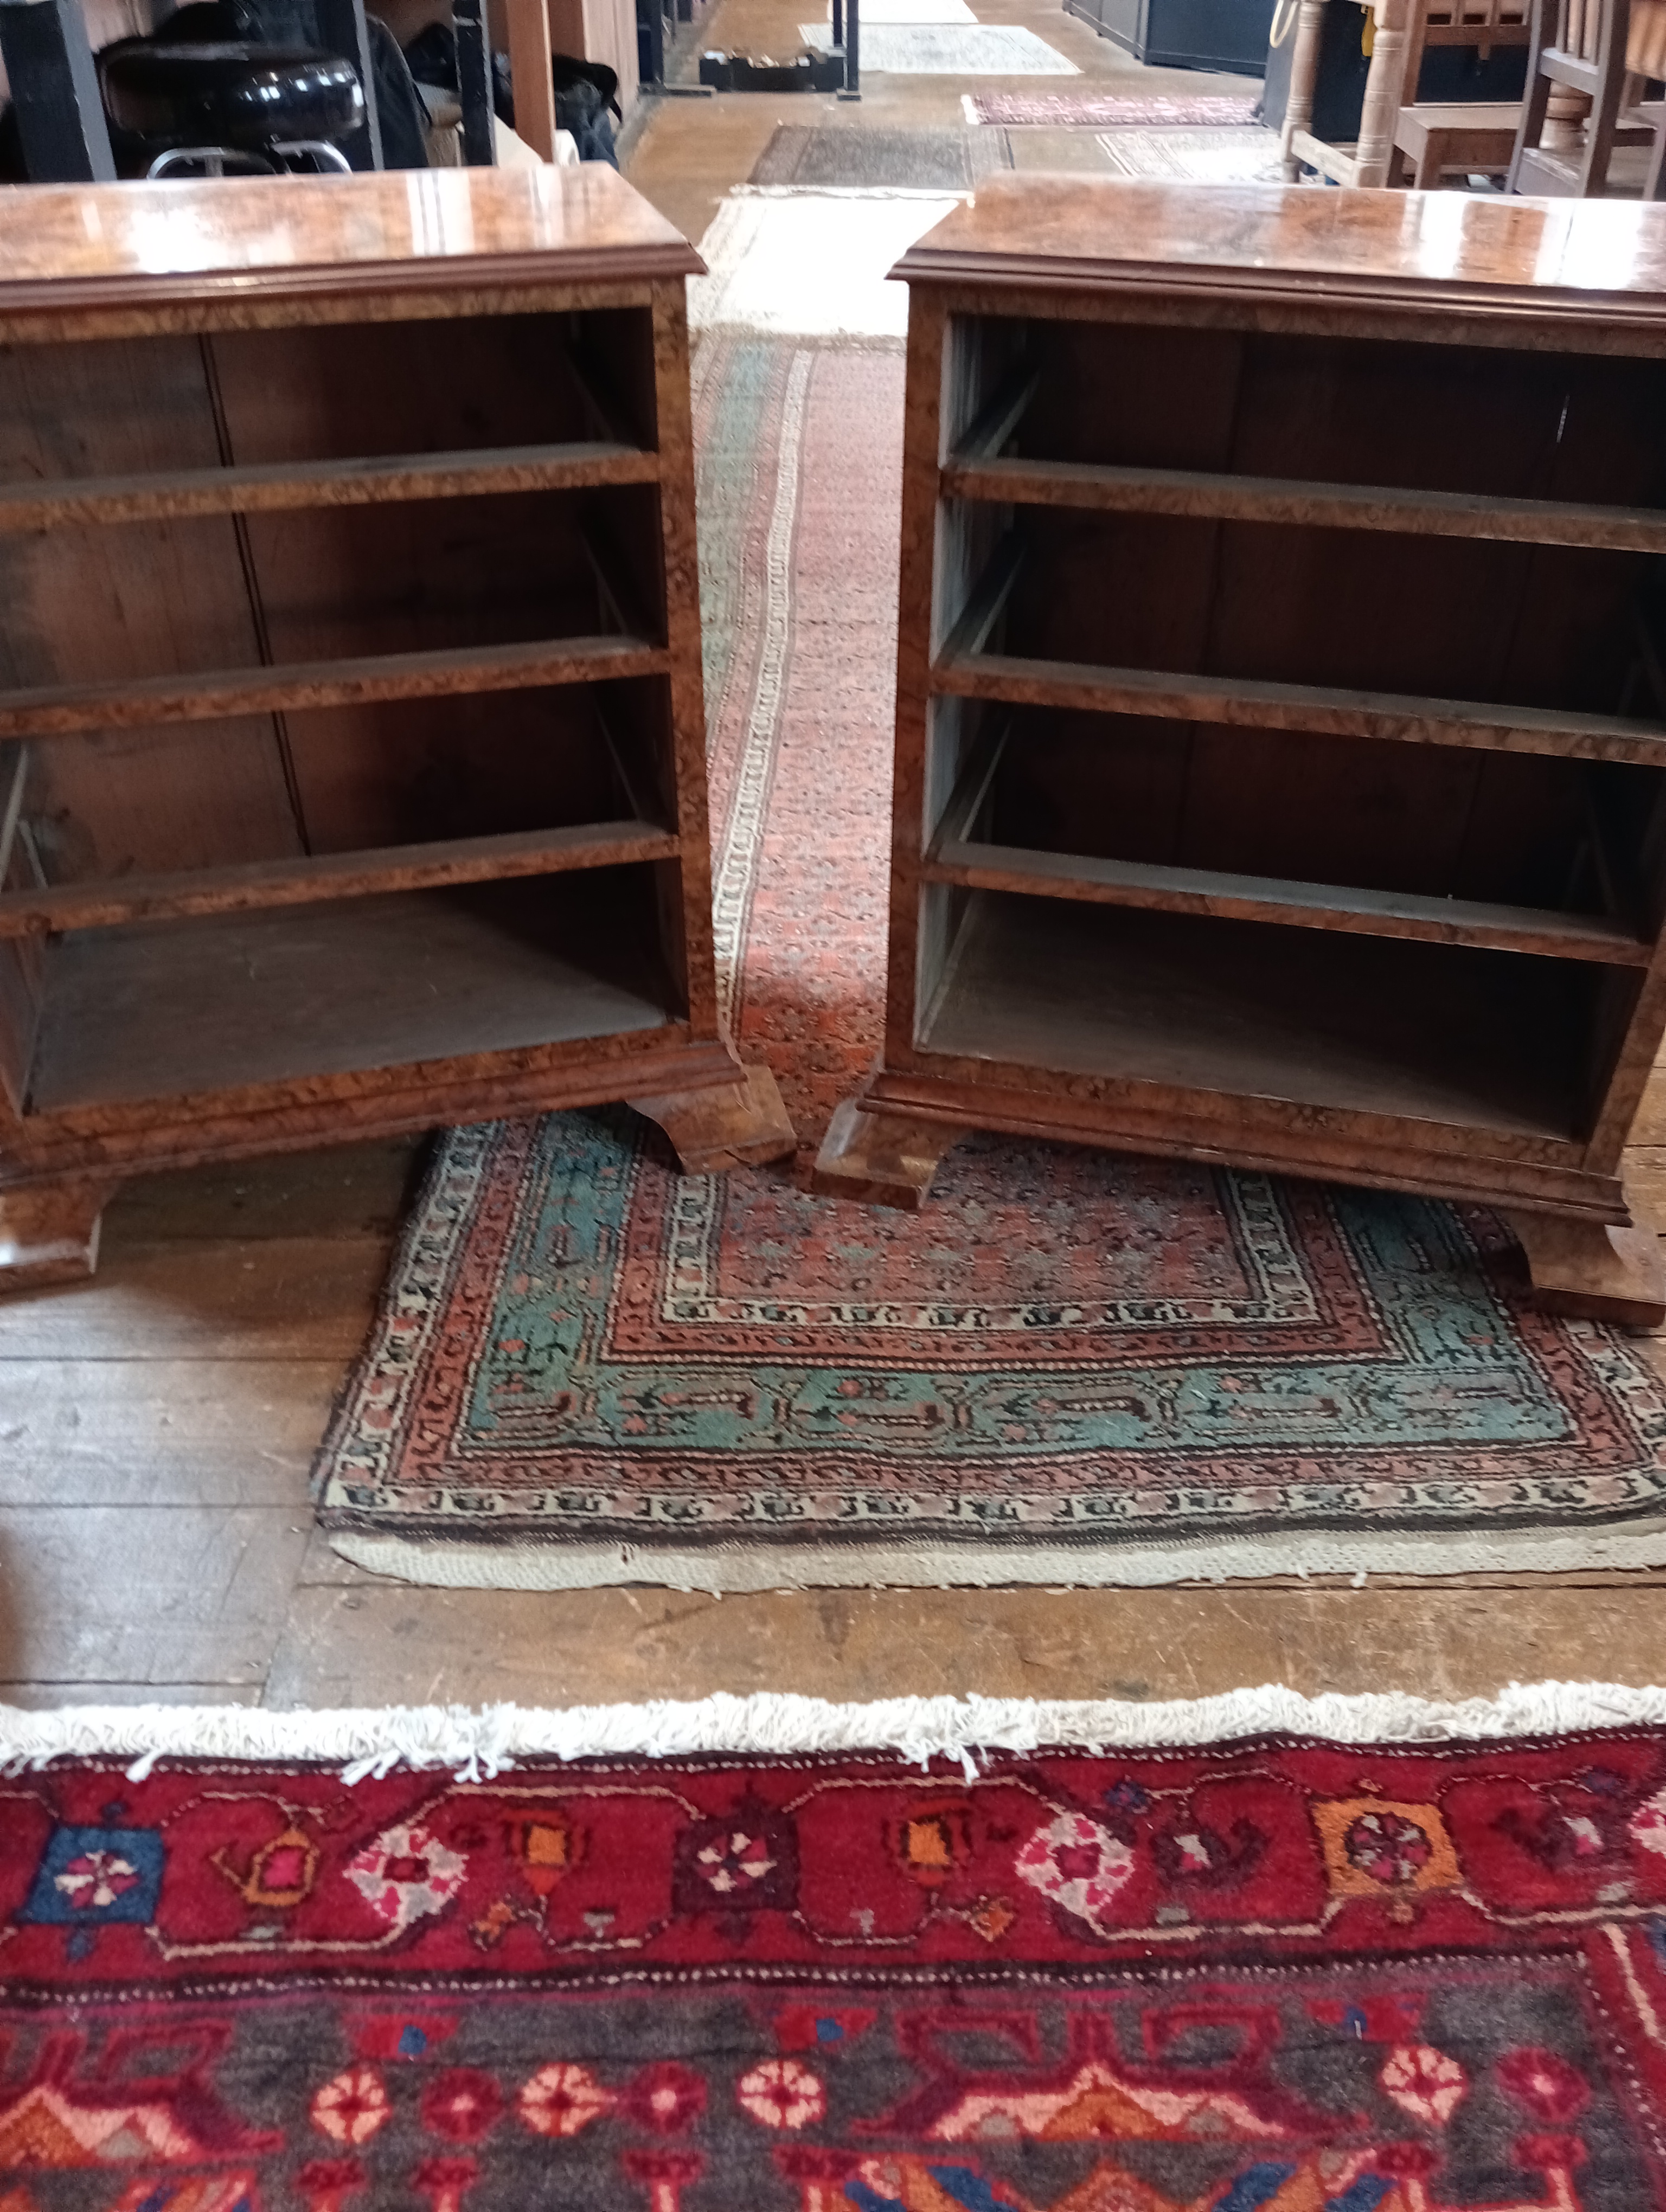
815,178,1666,1324
0,169,794,1293
29,872,678,1115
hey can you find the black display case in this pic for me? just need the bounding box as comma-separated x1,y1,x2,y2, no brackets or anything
1065,0,1276,73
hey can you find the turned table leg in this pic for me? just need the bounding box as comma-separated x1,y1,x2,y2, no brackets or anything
0,1180,118,1293
1354,0,1413,188
630,1064,796,1174
1505,1210,1666,1330
810,1099,960,1210
1281,0,1328,178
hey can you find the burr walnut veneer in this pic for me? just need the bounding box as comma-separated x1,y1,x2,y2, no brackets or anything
813,179,1666,1326
0,165,792,1291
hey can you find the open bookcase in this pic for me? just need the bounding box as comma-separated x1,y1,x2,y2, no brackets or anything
0,167,792,1290
814,178,1666,1324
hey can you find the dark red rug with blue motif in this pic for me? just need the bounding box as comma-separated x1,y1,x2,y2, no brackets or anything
5,1723,1666,2208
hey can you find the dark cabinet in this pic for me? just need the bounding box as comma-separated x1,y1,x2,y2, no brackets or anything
1065,0,1277,74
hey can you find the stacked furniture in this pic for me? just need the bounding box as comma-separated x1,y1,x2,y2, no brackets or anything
814,177,1666,1327
0,164,792,1291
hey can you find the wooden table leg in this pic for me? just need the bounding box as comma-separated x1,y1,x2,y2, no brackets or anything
811,1099,960,1210
1354,0,1414,188
630,1064,796,1174
1505,1210,1666,1329
505,0,558,159
0,1179,117,1294
1281,0,1329,178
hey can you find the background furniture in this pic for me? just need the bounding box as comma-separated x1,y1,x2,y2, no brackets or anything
0,0,388,179
1508,0,1664,194
1282,0,1532,185
814,176,1666,1327
1283,0,1425,181
1064,0,1276,73
97,36,364,172
0,165,792,1292
1387,0,1530,183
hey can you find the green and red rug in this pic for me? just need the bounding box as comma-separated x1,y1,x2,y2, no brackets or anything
311,321,1666,1591
4,1688,1666,2211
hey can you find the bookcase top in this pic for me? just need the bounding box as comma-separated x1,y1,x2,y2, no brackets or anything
0,163,700,315
896,177,1666,334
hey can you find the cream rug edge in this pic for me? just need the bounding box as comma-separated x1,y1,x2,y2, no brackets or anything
325,1519,1666,1592
4,1683,1666,1780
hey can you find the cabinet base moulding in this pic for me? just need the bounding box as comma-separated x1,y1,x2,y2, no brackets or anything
1503,1210,1666,1331
0,1180,118,1291
810,1098,961,1210
629,1063,797,1173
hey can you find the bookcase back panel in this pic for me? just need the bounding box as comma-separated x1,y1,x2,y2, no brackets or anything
978,709,1662,916
13,724,304,888
281,686,649,855
1226,337,1666,509
207,307,661,463
996,317,1244,474
1009,320,1666,510
239,486,646,665
0,332,227,482
1003,509,1655,718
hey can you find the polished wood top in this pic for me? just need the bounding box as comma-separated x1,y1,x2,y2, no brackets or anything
897,178,1666,327
0,164,701,311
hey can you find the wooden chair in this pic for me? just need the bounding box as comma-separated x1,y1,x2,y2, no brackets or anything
1280,0,1419,187
1386,0,1532,187
1507,0,1663,194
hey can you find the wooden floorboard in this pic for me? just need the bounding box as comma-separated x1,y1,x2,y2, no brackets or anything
262,1581,1666,1711
0,1504,313,1686
0,1239,392,1361
0,1359,342,1506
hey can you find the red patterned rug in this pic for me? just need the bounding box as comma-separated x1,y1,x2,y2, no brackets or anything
307,326,1666,1591
6,1696,1666,2210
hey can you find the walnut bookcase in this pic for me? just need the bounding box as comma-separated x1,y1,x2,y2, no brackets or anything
813,178,1666,1326
0,166,792,1292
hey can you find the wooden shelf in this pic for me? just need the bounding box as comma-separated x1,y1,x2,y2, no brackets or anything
934,642,1666,768
28,876,675,1113
0,635,669,741
0,819,678,938
0,441,662,532
924,837,1651,966
943,453,1666,556
918,891,1584,1143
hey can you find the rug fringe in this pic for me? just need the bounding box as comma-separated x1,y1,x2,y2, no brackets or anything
4,1683,1666,1784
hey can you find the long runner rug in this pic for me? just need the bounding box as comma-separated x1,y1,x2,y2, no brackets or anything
313,221,1666,1591
4,1687,1666,2211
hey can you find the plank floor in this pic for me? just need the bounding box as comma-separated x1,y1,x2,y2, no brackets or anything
5,1117,1666,1712
6,26,1666,1714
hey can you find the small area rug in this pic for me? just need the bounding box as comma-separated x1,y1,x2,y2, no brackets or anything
967,89,1260,124
312,277,1666,1591
751,124,1013,188
1093,124,1283,182
5,1688,1666,2211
